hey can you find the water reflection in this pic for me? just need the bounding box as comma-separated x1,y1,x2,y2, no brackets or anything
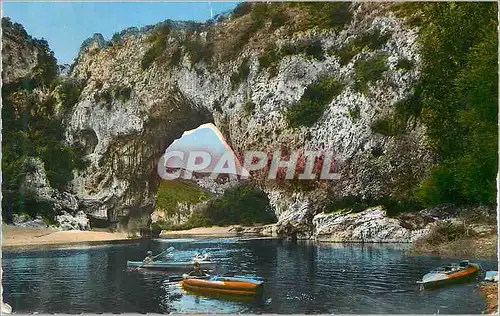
2,238,495,314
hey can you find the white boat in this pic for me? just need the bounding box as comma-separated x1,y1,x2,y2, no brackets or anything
128,252,215,270
417,260,480,289
127,259,215,270
484,271,498,282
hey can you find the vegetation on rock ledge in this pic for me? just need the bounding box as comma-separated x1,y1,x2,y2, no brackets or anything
286,77,344,128
354,53,388,94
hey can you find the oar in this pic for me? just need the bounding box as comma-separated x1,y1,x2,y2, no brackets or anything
152,246,175,260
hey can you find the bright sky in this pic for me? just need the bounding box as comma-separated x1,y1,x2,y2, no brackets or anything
165,123,245,175
2,2,239,64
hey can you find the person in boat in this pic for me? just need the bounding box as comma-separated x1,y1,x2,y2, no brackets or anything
188,261,207,276
143,251,154,264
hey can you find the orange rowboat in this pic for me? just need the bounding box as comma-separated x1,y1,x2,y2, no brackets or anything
181,276,263,296
417,260,480,290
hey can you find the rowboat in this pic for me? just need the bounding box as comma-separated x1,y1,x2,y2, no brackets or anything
417,260,480,290
127,260,215,271
181,275,264,296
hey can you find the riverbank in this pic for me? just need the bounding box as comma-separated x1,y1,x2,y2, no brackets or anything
160,226,237,237
408,228,498,314
479,282,498,314
409,233,497,259
159,224,275,237
2,225,130,247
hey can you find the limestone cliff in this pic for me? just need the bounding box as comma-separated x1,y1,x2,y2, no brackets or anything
4,3,435,236
2,18,40,84
2,17,87,229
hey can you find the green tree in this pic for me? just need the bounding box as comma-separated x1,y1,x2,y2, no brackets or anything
415,3,498,205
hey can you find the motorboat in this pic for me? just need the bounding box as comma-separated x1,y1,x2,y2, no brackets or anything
484,271,498,282
417,260,480,289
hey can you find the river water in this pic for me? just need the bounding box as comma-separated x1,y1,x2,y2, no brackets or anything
2,238,496,314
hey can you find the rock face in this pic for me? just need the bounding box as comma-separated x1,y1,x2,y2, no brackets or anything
268,189,328,239
62,3,432,232
1,18,39,84
6,4,436,235
22,158,80,214
151,201,208,228
313,207,429,242
55,211,90,231
11,214,48,229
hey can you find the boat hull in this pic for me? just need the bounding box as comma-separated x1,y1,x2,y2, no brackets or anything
181,276,263,296
417,264,480,289
127,260,215,270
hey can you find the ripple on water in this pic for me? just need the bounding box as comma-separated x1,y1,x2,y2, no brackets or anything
2,239,496,314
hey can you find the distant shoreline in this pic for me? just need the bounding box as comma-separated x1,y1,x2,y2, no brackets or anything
1,225,275,248
409,234,497,259
2,225,131,248
160,225,252,237
4,224,497,258
3,224,497,314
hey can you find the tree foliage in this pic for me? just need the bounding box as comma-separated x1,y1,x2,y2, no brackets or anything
199,183,275,226
2,19,88,221
141,23,171,70
155,180,211,216
413,3,498,205
2,80,89,220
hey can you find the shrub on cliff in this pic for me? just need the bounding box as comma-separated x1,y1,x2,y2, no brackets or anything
141,23,171,70
281,39,325,61
371,116,405,136
354,53,388,94
291,2,352,31
259,38,325,77
231,2,252,19
396,57,414,71
332,29,391,66
59,79,84,113
32,38,58,87
230,58,250,90
286,77,344,128
243,100,255,115
113,86,132,103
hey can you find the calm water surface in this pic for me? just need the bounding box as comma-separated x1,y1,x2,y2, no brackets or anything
2,238,496,314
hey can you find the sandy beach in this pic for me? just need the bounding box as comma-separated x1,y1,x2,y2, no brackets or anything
2,225,130,247
1,224,275,248
159,226,241,237
159,224,275,238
